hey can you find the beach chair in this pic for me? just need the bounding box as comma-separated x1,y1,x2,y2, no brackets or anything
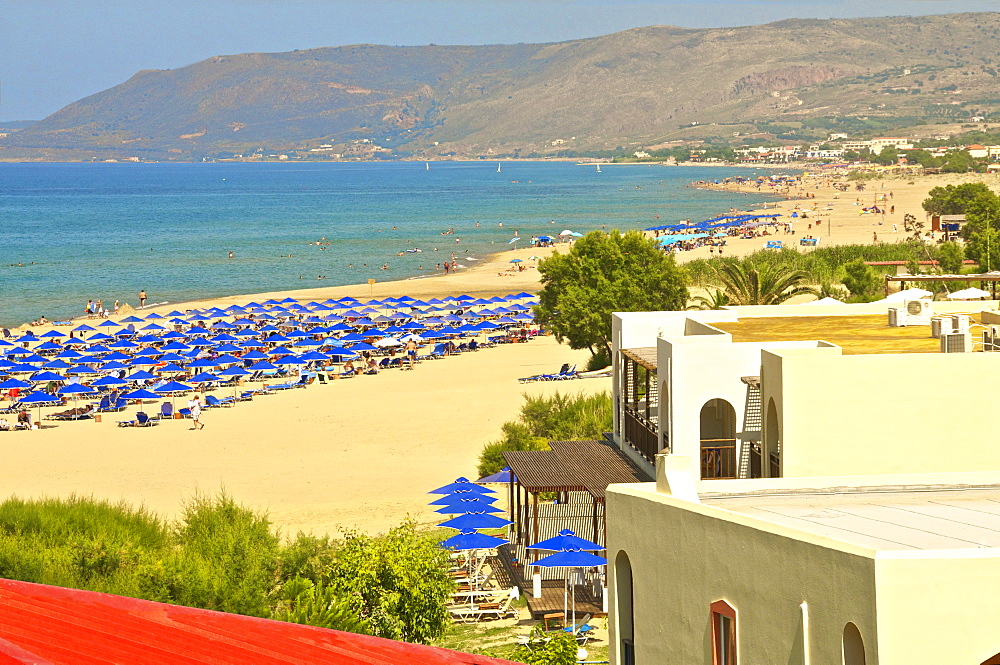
562,614,594,643
45,406,94,421
152,402,173,421
553,364,577,380
317,373,327,384
204,395,234,408
134,411,155,427
448,591,518,623
237,390,255,401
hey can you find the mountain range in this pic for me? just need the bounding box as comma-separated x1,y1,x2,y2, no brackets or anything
4,12,1000,161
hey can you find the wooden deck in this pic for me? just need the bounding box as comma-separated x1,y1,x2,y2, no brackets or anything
494,545,606,619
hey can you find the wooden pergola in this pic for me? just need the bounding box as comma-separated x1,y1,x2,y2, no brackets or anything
884,272,1000,297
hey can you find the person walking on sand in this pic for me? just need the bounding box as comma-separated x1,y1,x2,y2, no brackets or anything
405,337,418,369
188,395,204,430
139,290,147,308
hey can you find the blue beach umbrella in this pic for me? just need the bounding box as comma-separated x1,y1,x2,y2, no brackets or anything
57,383,96,396
122,388,161,402
477,467,515,484
439,530,508,551
126,370,159,381
434,499,501,514
188,372,221,384
528,529,604,552
92,375,128,387
0,378,32,391
529,542,608,629
156,380,193,394
429,477,497,495
438,513,512,530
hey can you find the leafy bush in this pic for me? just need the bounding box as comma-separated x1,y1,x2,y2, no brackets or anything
0,493,453,643
477,392,613,477
516,629,580,665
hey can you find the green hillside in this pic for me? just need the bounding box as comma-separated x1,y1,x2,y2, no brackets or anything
5,12,1000,160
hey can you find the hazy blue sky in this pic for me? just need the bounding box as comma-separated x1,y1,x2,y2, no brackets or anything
2,0,997,120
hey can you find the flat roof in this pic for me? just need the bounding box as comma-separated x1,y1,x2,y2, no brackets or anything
711,314,982,354
702,484,1000,551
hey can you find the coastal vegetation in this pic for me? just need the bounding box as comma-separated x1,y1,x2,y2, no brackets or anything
477,392,613,477
535,230,687,364
707,261,818,306
0,493,453,643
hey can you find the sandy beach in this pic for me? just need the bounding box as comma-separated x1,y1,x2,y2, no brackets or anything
678,170,1000,263
5,169,993,538
3,244,607,538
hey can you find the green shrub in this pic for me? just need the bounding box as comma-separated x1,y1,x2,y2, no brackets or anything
477,392,613,477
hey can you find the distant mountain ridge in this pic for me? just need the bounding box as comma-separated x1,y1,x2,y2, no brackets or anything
5,12,1000,160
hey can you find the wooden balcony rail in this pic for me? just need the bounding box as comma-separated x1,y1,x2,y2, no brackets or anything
623,408,660,461
701,438,737,479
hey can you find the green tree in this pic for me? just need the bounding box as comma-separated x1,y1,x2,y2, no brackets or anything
840,259,881,301
937,241,965,274
965,226,1000,272
535,230,688,359
711,261,819,305
872,146,898,166
923,182,999,217
687,289,731,310
478,392,613,476
325,522,453,644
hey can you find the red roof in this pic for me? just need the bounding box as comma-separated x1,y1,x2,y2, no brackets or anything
0,579,526,665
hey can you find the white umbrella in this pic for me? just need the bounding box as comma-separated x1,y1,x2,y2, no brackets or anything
947,287,991,300
883,288,933,302
559,229,574,236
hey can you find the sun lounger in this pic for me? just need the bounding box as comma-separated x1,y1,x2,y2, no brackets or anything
45,406,95,421
204,395,235,408
117,411,155,427
448,592,518,623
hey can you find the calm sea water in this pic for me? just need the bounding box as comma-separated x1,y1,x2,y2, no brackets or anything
0,161,777,327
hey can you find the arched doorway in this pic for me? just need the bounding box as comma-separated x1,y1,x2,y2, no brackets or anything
842,623,865,665
765,398,781,478
614,551,635,665
700,398,736,479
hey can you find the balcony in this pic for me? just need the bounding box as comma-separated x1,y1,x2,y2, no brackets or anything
701,438,737,479
623,408,659,462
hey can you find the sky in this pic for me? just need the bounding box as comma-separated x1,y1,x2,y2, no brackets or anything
2,0,998,120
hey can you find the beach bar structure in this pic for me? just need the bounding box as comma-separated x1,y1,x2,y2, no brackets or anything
500,439,650,618
883,271,1000,297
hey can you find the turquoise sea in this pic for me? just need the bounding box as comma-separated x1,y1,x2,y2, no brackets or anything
0,161,778,327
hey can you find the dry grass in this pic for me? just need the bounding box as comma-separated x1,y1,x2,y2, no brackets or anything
712,314,984,355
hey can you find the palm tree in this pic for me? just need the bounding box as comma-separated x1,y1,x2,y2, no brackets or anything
711,261,819,306
687,289,731,310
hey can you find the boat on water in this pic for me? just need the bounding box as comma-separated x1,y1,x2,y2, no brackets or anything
497,162,502,173
425,162,430,170
596,164,602,173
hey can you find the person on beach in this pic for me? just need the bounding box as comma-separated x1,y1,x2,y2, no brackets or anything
86,300,93,317
113,300,119,315
405,338,417,369
138,290,147,308
188,396,203,430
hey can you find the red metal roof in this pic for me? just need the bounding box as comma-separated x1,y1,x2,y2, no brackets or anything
0,579,525,665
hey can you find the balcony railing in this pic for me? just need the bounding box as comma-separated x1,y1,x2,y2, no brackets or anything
623,408,659,461
701,439,737,479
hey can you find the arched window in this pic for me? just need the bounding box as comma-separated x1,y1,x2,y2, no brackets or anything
842,622,865,665
615,551,634,665
700,398,737,479
711,600,737,665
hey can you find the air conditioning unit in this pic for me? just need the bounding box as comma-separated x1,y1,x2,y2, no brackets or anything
984,326,1000,352
950,314,971,334
940,331,972,353
931,316,951,338
904,299,933,325
888,307,907,327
